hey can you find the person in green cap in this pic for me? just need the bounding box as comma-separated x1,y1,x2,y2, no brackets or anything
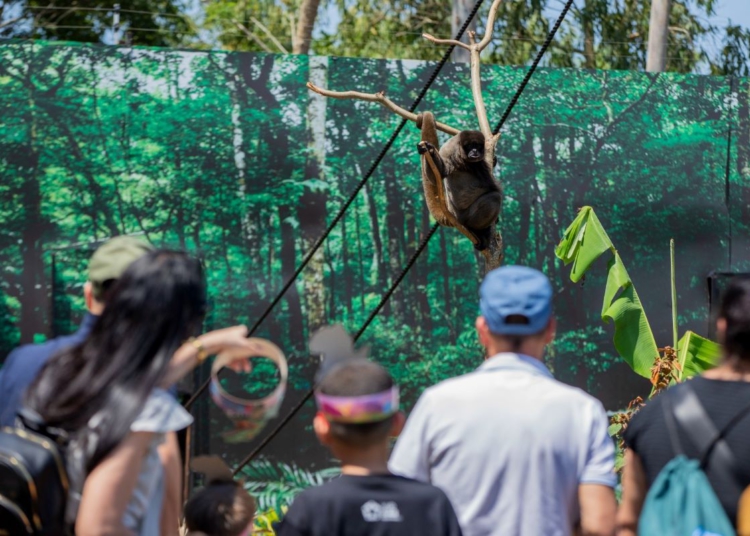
0,235,153,428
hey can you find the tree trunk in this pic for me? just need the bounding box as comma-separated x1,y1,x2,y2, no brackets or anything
439,228,456,344
293,0,321,55
355,195,366,311
383,158,405,320
278,204,305,340
298,56,328,332
364,182,385,292
738,81,750,224
451,0,477,63
19,93,46,344
416,202,433,333
646,0,671,72
582,0,596,69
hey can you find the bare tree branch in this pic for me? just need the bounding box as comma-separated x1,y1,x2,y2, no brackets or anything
0,16,23,30
306,82,460,135
234,21,273,53
422,33,471,51
477,0,504,51
250,16,288,53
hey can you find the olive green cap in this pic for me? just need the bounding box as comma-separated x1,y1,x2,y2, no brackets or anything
88,236,153,299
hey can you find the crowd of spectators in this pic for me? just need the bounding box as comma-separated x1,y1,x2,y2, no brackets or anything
1,237,749,536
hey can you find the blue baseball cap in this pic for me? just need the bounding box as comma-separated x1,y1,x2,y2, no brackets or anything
479,265,553,335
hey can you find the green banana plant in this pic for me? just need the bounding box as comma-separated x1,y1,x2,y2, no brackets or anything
554,206,721,381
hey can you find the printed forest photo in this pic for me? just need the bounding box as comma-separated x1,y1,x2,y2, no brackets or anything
1,39,749,516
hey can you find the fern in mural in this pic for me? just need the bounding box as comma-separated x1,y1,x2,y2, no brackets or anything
239,459,340,514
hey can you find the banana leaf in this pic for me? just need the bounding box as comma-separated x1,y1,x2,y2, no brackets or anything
555,207,659,378
677,330,722,380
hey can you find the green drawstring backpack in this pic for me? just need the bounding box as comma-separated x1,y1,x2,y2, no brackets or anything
639,383,750,536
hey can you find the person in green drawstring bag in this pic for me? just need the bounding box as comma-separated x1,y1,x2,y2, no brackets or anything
617,278,750,536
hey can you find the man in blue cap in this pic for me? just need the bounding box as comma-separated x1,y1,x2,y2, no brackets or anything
389,266,617,536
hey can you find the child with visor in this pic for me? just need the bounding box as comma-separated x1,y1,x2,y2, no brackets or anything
275,358,463,536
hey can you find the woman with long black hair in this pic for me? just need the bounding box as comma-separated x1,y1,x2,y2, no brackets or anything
25,249,257,535
617,278,750,534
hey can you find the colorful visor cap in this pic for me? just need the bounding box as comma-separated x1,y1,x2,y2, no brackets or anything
315,385,400,423
209,338,288,444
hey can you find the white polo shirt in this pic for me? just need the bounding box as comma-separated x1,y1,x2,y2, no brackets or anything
389,353,616,536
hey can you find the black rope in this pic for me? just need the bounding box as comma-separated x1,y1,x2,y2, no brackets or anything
492,0,574,136
233,223,440,476
230,0,576,475
184,0,485,412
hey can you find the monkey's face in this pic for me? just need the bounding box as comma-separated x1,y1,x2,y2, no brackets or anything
459,131,486,163
464,143,484,162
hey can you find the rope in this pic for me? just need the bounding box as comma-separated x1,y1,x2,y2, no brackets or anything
184,0,485,411
232,223,439,476
230,0,577,475
492,0,574,135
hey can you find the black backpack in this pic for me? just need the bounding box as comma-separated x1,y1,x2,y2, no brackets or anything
0,410,70,535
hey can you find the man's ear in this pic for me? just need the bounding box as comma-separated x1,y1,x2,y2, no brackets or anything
716,317,727,344
313,413,332,446
390,411,406,437
476,316,490,347
84,282,94,311
544,317,557,344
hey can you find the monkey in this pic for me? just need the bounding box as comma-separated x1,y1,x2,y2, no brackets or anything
416,112,502,251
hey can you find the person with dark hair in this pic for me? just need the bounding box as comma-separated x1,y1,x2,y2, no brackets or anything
184,476,256,536
389,265,617,536
23,249,257,535
0,235,153,427
275,359,463,536
618,278,750,534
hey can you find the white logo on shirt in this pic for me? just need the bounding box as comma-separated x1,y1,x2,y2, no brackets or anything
361,500,403,522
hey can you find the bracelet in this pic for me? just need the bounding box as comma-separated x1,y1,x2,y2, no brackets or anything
188,337,209,363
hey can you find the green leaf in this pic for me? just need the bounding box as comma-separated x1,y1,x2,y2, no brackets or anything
555,206,612,283
602,254,659,378
608,422,623,437
555,206,659,378
677,330,722,379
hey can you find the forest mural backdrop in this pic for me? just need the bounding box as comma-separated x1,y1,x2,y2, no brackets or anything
1,40,749,511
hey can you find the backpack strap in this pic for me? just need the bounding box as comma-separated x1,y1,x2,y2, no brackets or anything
669,382,750,499
17,408,69,446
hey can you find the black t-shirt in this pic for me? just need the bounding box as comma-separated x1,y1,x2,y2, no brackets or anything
624,377,750,524
274,473,463,536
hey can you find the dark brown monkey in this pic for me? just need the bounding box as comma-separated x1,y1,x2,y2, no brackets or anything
416,113,502,251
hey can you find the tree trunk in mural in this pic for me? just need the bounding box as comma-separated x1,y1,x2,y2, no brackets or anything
19,106,45,344
298,56,329,333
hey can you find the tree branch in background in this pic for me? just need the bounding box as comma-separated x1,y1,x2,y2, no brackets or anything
305,83,461,135
422,33,471,51
233,21,273,53
251,17,288,53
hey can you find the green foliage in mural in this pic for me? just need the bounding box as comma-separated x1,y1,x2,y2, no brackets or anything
240,459,340,514
0,41,748,498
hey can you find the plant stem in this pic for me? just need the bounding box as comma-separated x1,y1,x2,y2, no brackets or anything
670,238,678,350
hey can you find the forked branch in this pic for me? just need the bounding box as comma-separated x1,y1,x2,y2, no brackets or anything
306,82,460,135
423,0,504,143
